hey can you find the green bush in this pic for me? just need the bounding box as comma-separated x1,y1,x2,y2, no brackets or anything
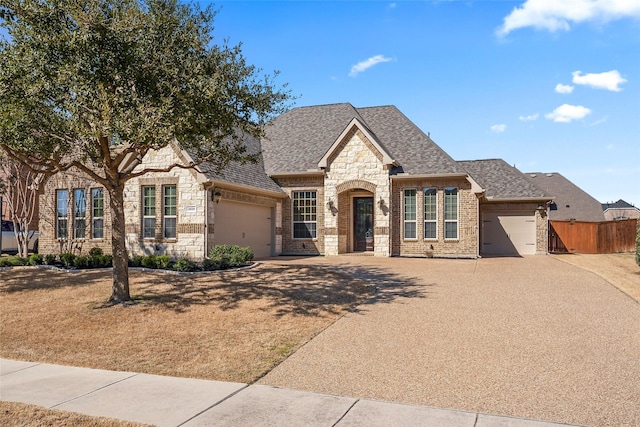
208,245,253,269
201,258,220,271
59,253,76,268
131,255,145,267
73,255,92,269
44,254,57,265
88,247,103,257
173,258,197,272
0,256,28,267
28,253,44,266
141,255,158,268
99,255,113,267
156,255,171,269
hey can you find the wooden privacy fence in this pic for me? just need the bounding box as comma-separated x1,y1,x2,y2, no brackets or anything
549,218,637,254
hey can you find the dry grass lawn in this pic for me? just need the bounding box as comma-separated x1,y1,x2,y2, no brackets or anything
0,264,374,383
553,252,640,303
0,401,151,427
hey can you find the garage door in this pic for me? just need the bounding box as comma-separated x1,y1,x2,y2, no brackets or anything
482,211,537,256
214,200,273,258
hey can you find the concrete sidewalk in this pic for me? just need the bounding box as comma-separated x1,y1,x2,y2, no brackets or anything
1,359,583,427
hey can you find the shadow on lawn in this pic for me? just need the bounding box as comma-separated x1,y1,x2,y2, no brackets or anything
131,263,430,316
0,268,109,293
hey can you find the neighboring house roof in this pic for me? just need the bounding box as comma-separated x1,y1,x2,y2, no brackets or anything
262,103,464,176
601,199,639,211
187,133,284,195
524,172,605,222
458,159,550,200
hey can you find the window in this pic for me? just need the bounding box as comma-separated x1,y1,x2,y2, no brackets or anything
424,188,437,239
74,189,86,239
163,185,177,239
403,189,417,239
92,188,104,239
56,189,68,239
444,187,458,239
292,191,317,239
142,186,156,238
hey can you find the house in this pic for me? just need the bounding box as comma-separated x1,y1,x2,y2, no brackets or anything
39,103,553,259
525,172,605,222
601,199,640,221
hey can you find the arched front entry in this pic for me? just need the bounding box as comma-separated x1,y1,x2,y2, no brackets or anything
336,180,376,254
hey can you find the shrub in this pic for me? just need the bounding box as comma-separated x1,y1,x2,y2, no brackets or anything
201,258,221,271
208,245,253,269
131,255,145,267
88,247,103,257
156,255,171,269
0,256,28,267
73,255,92,269
99,255,113,267
59,253,76,268
28,253,44,266
141,255,158,269
173,258,197,272
44,254,57,265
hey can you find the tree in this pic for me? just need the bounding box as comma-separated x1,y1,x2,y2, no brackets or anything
0,153,40,257
0,0,291,302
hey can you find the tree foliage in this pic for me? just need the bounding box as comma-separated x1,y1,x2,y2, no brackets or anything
0,0,292,301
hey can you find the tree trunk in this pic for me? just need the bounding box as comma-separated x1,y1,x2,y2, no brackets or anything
108,184,130,302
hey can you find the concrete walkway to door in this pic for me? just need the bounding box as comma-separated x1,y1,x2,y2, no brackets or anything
258,256,640,427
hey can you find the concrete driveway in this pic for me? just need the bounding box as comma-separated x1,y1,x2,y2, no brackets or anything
258,256,640,427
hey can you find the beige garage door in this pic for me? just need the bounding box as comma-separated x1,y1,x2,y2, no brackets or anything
482,211,537,256
214,200,273,258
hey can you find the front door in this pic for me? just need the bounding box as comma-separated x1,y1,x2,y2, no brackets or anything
353,197,374,252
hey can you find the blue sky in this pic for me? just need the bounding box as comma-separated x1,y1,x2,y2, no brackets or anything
210,0,640,207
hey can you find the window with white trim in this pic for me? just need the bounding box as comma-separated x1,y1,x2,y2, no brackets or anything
91,188,104,239
292,191,317,239
403,189,417,239
423,188,437,239
142,186,156,239
56,189,69,239
444,187,458,239
163,185,177,239
74,189,86,239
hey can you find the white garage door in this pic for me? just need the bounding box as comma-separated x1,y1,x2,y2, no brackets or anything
482,211,537,256
214,200,273,258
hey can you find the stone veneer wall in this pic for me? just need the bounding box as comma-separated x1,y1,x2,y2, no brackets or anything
323,127,391,256
391,178,479,258
479,202,548,255
125,145,207,260
38,168,113,256
274,176,325,255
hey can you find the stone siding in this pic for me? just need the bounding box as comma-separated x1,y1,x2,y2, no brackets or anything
391,178,479,258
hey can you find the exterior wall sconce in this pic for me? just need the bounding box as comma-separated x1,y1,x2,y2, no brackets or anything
327,199,337,216
378,197,389,216
211,189,222,204
378,198,385,209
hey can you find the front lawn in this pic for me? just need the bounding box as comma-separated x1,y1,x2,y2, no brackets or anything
0,263,373,383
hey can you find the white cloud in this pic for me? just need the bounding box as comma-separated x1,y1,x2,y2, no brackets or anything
555,83,574,94
519,113,539,121
497,0,640,36
545,104,592,122
490,124,507,133
349,55,393,77
572,70,627,91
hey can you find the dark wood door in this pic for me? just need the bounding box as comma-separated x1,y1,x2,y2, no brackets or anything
353,197,374,252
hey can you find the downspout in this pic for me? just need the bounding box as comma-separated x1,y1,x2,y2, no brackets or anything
204,187,209,259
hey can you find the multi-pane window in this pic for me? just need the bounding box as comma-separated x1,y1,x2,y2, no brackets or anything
292,191,317,239
74,189,86,239
142,186,156,238
403,189,417,239
444,187,458,239
424,188,437,239
56,189,68,239
92,188,104,239
163,185,177,239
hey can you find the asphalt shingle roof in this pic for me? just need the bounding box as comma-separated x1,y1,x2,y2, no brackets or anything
458,159,550,200
525,172,605,222
601,199,638,210
262,103,464,176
